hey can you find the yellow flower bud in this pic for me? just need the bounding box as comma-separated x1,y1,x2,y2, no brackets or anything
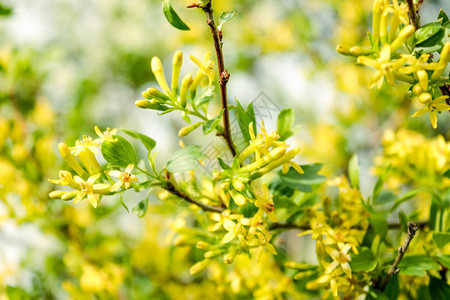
390,25,415,52
418,92,432,104
230,190,246,206
232,179,245,192
49,191,66,199
190,259,210,275
336,45,352,56
412,84,422,95
204,250,223,258
212,171,221,181
58,143,85,176
178,122,202,137
416,69,428,91
172,50,183,94
196,241,211,250
179,73,193,108
61,191,78,201
142,87,169,100
349,46,374,56
431,42,450,81
239,147,286,173
151,56,171,93
224,248,238,264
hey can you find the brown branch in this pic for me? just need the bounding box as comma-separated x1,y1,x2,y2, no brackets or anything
189,1,236,157
163,171,225,213
379,222,420,291
406,0,420,30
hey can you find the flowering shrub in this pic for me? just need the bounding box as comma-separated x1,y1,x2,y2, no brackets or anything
2,0,450,299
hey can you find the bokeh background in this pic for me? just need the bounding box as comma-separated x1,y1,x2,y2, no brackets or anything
0,0,448,298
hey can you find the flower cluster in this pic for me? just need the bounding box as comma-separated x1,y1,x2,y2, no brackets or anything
374,128,450,189
49,126,138,208
337,0,450,128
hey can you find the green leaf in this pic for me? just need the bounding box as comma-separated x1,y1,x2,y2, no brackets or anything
398,255,441,276
217,11,237,31
101,136,137,167
277,108,301,141
414,20,443,45
368,215,388,240
436,254,450,269
433,232,450,248
121,129,156,152
349,247,377,272
438,9,449,23
162,0,190,31
166,145,206,173
348,154,360,190
278,164,326,193
132,198,149,218
235,99,256,147
218,157,231,170
384,274,400,300
443,168,450,178
415,21,450,54
0,4,12,16
203,109,223,135
390,188,423,212
429,276,450,300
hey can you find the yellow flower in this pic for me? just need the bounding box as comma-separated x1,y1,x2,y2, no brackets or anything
73,173,110,208
70,135,102,174
221,216,250,245
94,126,118,142
324,244,352,278
323,228,359,255
49,170,81,190
190,52,214,89
108,163,138,192
357,44,407,89
412,95,450,129
253,183,277,223
313,267,350,298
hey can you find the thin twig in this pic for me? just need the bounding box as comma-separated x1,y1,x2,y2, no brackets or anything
406,0,420,29
379,222,420,291
163,171,225,213
189,1,236,156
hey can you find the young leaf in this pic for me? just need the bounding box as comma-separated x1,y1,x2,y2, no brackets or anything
217,11,237,31
162,0,190,31
166,145,206,173
348,154,360,190
203,109,223,135
438,9,449,23
277,108,301,141
101,136,137,167
121,129,156,152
